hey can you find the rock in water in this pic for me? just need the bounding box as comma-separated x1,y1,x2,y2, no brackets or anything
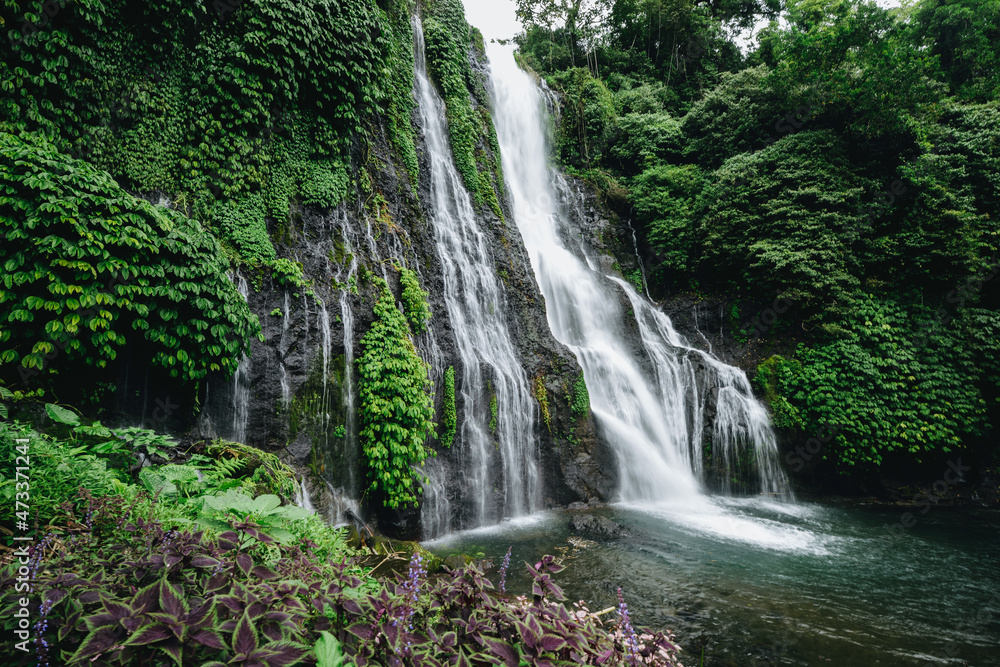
569,513,629,539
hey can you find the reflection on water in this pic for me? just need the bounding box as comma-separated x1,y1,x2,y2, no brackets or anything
426,500,1000,666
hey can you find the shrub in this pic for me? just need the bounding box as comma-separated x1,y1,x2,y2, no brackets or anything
0,133,260,384
439,366,457,448
398,266,432,334
356,278,435,509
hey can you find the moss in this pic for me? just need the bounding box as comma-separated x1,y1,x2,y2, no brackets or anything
571,372,589,419
533,375,551,432
206,440,297,499
489,391,498,433
398,266,432,334
384,0,420,186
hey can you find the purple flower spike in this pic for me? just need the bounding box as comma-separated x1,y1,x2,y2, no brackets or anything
396,551,427,656
35,595,54,666
617,587,639,663
499,547,512,593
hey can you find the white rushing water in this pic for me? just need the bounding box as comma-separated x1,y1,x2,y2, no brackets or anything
230,273,251,444
414,18,541,532
294,476,316,512
487,44,790,507
333,211,360,515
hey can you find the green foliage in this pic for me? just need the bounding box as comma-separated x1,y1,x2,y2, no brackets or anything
547,68,617,169
357,278,435,509
753,356,802,430
211,194,276,264
631,163,705,275
911,0,1000,102
440,365,457,448
0,385,11,420
0,132,260,383
194,490,313,544
205,440,298,499
697,130,867,319
762,297,992,470
423,0,504,217
398,265,432,334
383,0,420,185
314,632,351,667
489,391,498,433
270,258,309,289
571,372,590,418
606,111,683,177
679,66,787,169
0,421,126,526
0,0,405,245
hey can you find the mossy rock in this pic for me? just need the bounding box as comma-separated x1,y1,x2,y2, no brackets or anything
207,440,297,499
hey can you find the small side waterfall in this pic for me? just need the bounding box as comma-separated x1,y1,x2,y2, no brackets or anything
230,273,251,444
414,17,541,532
488,44,790,503
333,212,360,515
294,476,315,512
279,291,292,407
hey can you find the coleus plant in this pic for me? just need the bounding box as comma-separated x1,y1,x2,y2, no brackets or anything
0,489,683,666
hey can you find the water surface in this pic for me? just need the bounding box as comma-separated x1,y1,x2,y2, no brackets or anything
426,499,1000,666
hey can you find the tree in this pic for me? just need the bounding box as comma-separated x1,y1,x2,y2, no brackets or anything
911,0,1000,102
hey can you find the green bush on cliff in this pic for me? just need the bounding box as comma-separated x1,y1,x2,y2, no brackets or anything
1,0,409,229
571,372,590,418
439,365,457,448
759,297,993,470
0,132,260,384
357,278,435,509
398,265,432,334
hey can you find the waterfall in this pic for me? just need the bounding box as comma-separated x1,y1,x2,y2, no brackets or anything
231,273,251,444
487,45,790,502
294,476,315,512
333,211,359,512
414,18,541,532
279,291,292,407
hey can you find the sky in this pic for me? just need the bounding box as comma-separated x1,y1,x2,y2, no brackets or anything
460,0,905,50
461,0,521,43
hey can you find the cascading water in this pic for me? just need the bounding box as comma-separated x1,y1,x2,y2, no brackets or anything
487,45,790,505
294,476,315,512
279,291,292,407
414,18,541,532
332,211,360,515
230,273,251,444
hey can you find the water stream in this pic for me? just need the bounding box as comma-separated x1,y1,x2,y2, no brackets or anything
413,18,541,534
230,273,251,444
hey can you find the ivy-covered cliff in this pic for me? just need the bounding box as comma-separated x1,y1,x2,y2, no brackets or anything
0,0,614,537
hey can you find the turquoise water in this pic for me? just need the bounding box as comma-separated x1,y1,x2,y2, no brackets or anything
425,498,1000,666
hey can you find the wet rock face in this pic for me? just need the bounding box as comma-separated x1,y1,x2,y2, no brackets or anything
193,90,613,539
